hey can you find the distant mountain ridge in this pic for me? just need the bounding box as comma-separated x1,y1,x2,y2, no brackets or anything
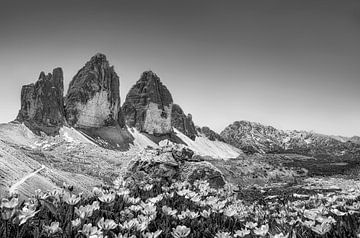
221,120,360,159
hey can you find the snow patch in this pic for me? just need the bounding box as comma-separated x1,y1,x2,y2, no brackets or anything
128,127,159,149
174,128,242,159
59,127,96,145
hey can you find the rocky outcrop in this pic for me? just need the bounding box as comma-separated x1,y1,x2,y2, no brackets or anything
65,53,125,129
197,126,223,141
122,71,173,135
171,104,197,140
16,68,66,136
124,142,226,188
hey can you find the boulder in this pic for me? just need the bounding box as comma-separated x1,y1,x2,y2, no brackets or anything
181,161,226,189
171,104,197,140
16,68,66,135
65,53,125,129
122,71,173,135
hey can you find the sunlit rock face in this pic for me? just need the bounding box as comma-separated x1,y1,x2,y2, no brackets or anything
122,71,173,135
16,68,66,135
65,53,125,129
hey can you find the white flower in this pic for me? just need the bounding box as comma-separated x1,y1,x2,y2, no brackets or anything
98,193,115,204
331,208,347,216
142,230,162,238
234,228,250,237
200,210,211,218
244,221,258,229
119,219,137,230
18,206,39,225
97,217,117,230
253,224,269,237
143,184,154,191
269,232,289,238
224,206,237,217
71,218,81,228
310,222,332,235
43,222,62,235
171,225,191,238
63,192,82,205
162,206,177,216
75,201,100,219
302,219,315,228
214,231,232,238
79,223,103,238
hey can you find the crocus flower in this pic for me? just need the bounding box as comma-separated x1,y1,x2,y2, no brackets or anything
171,225,191,238
18,206,39,225
253,224,269,237
43,222,62,235
97,217,118,231
234,228,251,237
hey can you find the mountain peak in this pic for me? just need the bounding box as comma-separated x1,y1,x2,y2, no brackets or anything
65,54,124,128
122,71,173,135
16,68,65,136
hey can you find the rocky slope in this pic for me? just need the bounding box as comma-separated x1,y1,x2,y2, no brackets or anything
65,53,125,129
122,71,173,135
221,120,360,158
16,68,66,136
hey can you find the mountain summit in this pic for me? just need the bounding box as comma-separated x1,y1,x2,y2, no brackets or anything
65,53,125,129
122,71,174,135
16,68,66,136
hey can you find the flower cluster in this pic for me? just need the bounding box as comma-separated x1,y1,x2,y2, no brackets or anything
2,177,360,237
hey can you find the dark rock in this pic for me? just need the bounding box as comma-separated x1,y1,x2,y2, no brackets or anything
172,147,197,162
122,71,173,135
181,161,226,189
65,53,125,129
198,126,223,141
16,68,66,136
125,152,179,185
171,104,197,140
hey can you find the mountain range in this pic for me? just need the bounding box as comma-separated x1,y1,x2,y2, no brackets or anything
221,121,360,159
1,53,359,199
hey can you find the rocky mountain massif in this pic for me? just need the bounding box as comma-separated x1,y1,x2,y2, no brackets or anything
221,120,360,159
16,68,66,136
15,53,232,153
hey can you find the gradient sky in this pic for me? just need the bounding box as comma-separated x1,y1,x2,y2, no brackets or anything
0,0,359,136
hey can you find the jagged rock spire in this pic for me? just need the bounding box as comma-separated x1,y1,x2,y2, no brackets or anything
16,67,65,135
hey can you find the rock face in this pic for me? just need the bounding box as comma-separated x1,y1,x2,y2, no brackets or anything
16,68,66,135
122,71,173,135
171,104,197,140
221,120,360,158
65,53,125,129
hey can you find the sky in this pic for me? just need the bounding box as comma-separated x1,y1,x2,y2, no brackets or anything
0,0,359,136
